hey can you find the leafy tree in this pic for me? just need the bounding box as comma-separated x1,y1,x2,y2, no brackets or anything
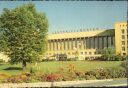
101,47,116,61
0,3,48,69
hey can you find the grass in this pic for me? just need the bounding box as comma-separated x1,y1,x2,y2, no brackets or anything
0,61,123,76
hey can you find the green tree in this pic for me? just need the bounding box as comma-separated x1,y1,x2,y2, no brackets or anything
101,47,116,61
0,3,48,69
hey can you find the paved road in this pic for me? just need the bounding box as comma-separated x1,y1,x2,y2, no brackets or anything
60,78,128,87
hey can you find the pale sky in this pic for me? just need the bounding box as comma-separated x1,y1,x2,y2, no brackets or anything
0,1,127,33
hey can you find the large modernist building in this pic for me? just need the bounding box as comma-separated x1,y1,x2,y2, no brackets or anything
44,22,128,60
0,22,127,61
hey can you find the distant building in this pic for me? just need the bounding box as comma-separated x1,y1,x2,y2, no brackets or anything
45,29,115,60
44,22,128,60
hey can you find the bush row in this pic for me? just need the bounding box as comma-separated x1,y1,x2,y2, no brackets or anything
1,66,126,83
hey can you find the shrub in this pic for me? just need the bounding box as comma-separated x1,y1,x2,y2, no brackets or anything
0,73,10,80
57,54,67,61
39,73,63,82
30,67,37,75
3,73,31,83
0,59,5,63
42,59,56,62
83,67,126,80
120,61,128,69
96,67,126,79
84,75,96,80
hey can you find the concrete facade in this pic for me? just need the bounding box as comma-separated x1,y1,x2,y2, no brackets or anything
115,22,128,56
45,29,115,60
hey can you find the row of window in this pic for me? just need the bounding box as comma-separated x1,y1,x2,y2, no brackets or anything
122,40,128,51
120,24,128,27
46,51,101,56
121,28,128,52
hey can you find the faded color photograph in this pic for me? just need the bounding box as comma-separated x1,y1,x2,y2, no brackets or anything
0,1,127,87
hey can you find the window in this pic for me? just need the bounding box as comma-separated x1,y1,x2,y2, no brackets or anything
121,29,125,34
60,42,62,50
64,41,66,50
67,40,70,50
122,41,125,45
122,47,125,51
81,52,83,55
85,52,87,55
56,42,58,50
123,53,126,55
75,40,77,48
49,42,51,51
53,42,55,50
89,52,92,55
122,35,125,39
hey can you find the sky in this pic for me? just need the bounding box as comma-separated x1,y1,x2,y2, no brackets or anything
0,1,127,33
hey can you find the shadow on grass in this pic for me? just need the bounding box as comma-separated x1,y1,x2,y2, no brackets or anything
3,67,23,70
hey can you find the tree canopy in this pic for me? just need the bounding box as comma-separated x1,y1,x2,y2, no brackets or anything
101,47,116,61
0,3,49,68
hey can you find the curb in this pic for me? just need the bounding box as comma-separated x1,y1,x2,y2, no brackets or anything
0,79,113,88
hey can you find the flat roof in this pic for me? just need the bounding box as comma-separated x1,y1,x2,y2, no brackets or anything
48,29,115,40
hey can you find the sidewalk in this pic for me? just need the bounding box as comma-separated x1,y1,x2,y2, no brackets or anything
0,79,113,88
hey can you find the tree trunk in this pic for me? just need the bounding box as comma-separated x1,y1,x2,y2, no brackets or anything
22,60,26,70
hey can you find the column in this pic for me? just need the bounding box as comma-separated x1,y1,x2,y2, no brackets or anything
103,36,107,48
97,36,99,49
56,40,58,50
93,37,95,49
90,37,94,49
86,38,88,49
65,39,68,50
75,38,77,49
73,38,75,49
49,41,51,51
84,37,86,49
94,37,97,49
62,40,64,50
71,39,74,50
81,38,84,50
106,36,108,48
69,39,72,50
111,36,113,46
54,40,57,51
53,40,55,51
99,37,102,49
51,41,53,51
102,37,104,49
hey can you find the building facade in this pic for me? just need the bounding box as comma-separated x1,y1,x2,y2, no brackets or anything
45,29,115,60
44,22,128,60
115,22,128,56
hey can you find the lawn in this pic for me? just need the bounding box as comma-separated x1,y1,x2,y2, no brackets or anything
0,61,123,76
